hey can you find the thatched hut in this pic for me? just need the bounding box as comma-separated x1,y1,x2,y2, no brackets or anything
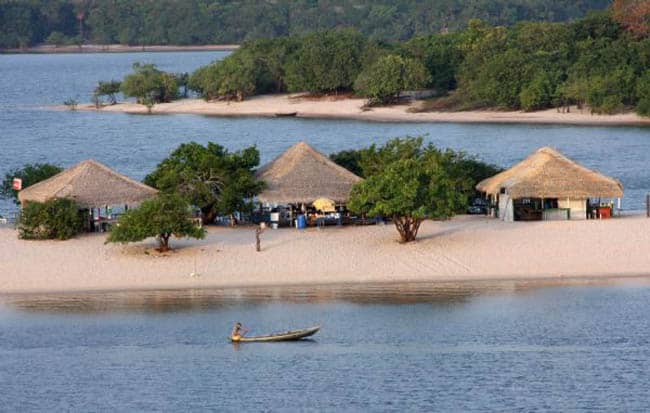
476,147,623,221
18,159,158,208
256,142,362,206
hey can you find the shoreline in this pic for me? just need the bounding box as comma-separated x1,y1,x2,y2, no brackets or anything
2,44,239,54
75,94,650,127
2,215,650,295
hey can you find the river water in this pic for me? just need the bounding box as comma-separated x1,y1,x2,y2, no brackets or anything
2,280,650,411
0,52,649,217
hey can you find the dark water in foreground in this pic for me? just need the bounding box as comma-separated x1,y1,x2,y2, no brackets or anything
0,52,649,217
2,280,650,411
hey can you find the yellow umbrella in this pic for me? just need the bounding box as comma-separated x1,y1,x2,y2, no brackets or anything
312,197,336,212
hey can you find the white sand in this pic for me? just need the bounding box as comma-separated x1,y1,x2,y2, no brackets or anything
1,215,649,294
78,94,650,126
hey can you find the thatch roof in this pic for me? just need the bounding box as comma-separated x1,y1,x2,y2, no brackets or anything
18,159,158,207
256,142,363,204
476,147,623,199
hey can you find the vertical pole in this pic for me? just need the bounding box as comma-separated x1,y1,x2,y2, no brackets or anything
647,194,650,218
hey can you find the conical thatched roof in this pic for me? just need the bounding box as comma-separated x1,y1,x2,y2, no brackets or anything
476,147,623,199
256,142,363,204
18,160,158,208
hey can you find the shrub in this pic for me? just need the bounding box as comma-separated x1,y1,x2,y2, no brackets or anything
18,198,83,240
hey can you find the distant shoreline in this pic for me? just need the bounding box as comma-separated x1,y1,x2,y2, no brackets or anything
73,94,650,127
1,44,239,54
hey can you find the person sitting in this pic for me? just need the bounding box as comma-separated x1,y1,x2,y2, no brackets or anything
231,322,249,342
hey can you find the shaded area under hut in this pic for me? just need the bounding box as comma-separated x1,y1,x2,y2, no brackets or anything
18,159,158,231
255,142,363,227
476,147,623,222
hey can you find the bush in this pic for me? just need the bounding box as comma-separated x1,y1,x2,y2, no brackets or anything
636,71,650,116
18,198,83,240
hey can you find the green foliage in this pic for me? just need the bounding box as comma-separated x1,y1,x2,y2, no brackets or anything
45,31,70,46
120,63,179,105
94,80,121,105
144,142,264,224
403,33,463,90
18,198,83,240
347,141,468,243
107,194,205,252
329,150,364,178
1,163,62,204
354,55,430,105
636,71,650,116
0,0,611,49
285,30,367,94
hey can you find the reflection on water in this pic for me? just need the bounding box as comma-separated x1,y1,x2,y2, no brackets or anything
3,277,650,314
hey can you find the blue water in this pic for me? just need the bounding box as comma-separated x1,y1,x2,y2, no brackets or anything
1,282,650,411
0,52,649,218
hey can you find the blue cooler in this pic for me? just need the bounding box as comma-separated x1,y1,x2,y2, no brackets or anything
297,214,306,229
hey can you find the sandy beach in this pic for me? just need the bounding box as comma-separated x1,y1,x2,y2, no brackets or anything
1,215,649,294
78,94,650,126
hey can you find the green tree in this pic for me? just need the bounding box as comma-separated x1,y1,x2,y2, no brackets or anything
107,194,205,252
120,62,179,105
354,54,430,105
93,80,121,105
144,142,264,225
636,70,650,116
1,163,62,204
284,29,367,94
18,198,83,240
348,155,466,243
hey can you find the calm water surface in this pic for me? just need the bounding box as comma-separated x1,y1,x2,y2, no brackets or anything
2,281,650,411
0,52,649,216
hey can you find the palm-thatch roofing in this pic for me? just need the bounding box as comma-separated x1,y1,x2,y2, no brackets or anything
476,147,623,199
256,141,363,204
18,159,158,208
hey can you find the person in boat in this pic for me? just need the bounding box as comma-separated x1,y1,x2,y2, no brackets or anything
231,322,249,342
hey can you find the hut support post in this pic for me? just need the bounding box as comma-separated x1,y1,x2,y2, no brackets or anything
617,198,621,216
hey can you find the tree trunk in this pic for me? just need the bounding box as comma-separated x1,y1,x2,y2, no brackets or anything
255,228,262,252
393,215,422,243
230,213,238,227
201,208,217,225
158,233,171,252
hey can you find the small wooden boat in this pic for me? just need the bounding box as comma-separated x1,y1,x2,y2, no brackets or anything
230,325,320,342
274,111,298,117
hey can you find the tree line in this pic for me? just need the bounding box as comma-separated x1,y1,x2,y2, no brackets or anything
0,0,612,49
179,9,650,115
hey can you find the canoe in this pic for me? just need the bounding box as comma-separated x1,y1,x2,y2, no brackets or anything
274,111,298,117
231,325,320,343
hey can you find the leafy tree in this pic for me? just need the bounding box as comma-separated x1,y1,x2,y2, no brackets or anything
348,154,466,243
284,29,367,94
93,80,121,105
107,194,205,252
18,198,83,240
144,142,264,225
45,31,69,46
329,150,364,177
120,63,179,104
635,71,650,116
1,163,62,204
354,54,430,105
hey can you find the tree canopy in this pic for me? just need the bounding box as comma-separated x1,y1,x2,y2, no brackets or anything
353,55,430,105
0,0,611,49
120,63,179,105
1,163,62,204
144,142,264,224
347,139,470,243
107,194,205,252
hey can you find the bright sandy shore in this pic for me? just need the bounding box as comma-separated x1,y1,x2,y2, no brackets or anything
1,215,649,294
78,94,650,126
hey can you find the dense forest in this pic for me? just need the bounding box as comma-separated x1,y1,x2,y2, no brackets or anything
0,0,612,49
181,7,649,116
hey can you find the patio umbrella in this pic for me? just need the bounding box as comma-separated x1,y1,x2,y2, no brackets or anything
312,197,336,212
